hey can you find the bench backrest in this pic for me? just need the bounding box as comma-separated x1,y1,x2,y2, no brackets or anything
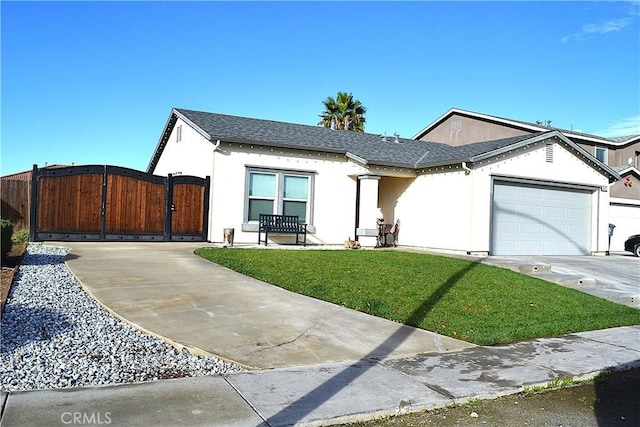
259,214,301,230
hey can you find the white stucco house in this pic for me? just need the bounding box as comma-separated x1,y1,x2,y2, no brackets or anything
147,108,620,255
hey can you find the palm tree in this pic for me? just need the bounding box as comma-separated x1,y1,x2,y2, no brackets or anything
318,92,367,132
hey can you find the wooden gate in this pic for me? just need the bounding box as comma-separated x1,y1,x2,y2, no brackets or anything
30,165,209,242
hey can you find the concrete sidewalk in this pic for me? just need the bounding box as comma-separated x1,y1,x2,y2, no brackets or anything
2,326,639,426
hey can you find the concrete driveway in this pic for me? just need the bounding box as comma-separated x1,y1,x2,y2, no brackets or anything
59,242,474,369
478,253,640,309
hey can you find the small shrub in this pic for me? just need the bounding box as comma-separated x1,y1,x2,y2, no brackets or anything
1,218,14,257
12,228,30,245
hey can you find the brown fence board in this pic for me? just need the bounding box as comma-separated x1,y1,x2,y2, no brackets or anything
37,174,102,232
105,174,165,234
0,180,31,230
171,183,205,235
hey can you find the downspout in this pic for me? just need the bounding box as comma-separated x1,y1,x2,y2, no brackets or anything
461,162,472,175
597,181,616,255
596,188,600,255
354,177,361,241
590,181,616,255
462,162,474,254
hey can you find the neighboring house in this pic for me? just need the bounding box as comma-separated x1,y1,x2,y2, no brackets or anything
1,164,69,181
148,108,619,256
414,108,640,252
610,165,640,251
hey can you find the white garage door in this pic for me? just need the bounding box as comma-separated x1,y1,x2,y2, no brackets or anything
609,203,640,252
491,181,592,255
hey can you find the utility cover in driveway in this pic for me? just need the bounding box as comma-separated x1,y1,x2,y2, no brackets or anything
491,181,592,255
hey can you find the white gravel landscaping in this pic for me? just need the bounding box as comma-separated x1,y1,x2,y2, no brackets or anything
0,243,243,392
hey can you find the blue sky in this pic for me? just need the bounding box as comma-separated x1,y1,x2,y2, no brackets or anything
2,1,639,176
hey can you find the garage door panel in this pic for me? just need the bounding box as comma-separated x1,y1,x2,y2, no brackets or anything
517,241,542,253
545,191,568,201
566,223,588,235
492,182,592,255
544,200,568,209
567,191,588,202
544,206,568,219
519,222,543,234
567,208,589,222
518,186,542,197
495,222,516,233
520,204,543,217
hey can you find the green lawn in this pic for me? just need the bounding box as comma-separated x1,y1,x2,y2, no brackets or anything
195,248,640,345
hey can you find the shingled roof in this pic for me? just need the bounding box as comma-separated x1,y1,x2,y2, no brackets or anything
147,108,619,181
174,108,462,168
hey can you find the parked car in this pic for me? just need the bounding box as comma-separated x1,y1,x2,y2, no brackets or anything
624,234,640,257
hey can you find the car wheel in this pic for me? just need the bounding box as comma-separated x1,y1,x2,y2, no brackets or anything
635,245,640,257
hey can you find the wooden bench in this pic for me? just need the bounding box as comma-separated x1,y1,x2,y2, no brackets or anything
258,214,307,246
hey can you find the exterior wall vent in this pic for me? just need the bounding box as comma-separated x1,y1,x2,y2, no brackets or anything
451,119,462,133
176,125,182,143
545,143,554,163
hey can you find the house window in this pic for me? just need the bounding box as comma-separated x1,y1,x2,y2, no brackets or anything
283,175,309,221
248,172,276,221
246,169,312,223
450,119,462,132
595,147,607,164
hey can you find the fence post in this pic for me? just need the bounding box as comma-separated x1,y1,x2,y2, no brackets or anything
29,164,38,242
99,166,108,240
164,174,173,241
202,176,210,242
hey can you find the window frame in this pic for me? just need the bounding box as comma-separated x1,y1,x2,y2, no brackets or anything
242,167,316,232
595,146,608,164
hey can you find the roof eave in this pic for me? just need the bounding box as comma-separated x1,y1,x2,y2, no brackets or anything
560,131,636,146
223,137,347,157
146,110,178,174
615,165,640,178
413,158,473,169
345,152,368,166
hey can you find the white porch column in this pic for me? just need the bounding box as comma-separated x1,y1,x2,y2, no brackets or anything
356,175,382,247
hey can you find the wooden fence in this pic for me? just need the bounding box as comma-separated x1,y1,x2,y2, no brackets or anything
30,165,209,242
1,179,31,230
